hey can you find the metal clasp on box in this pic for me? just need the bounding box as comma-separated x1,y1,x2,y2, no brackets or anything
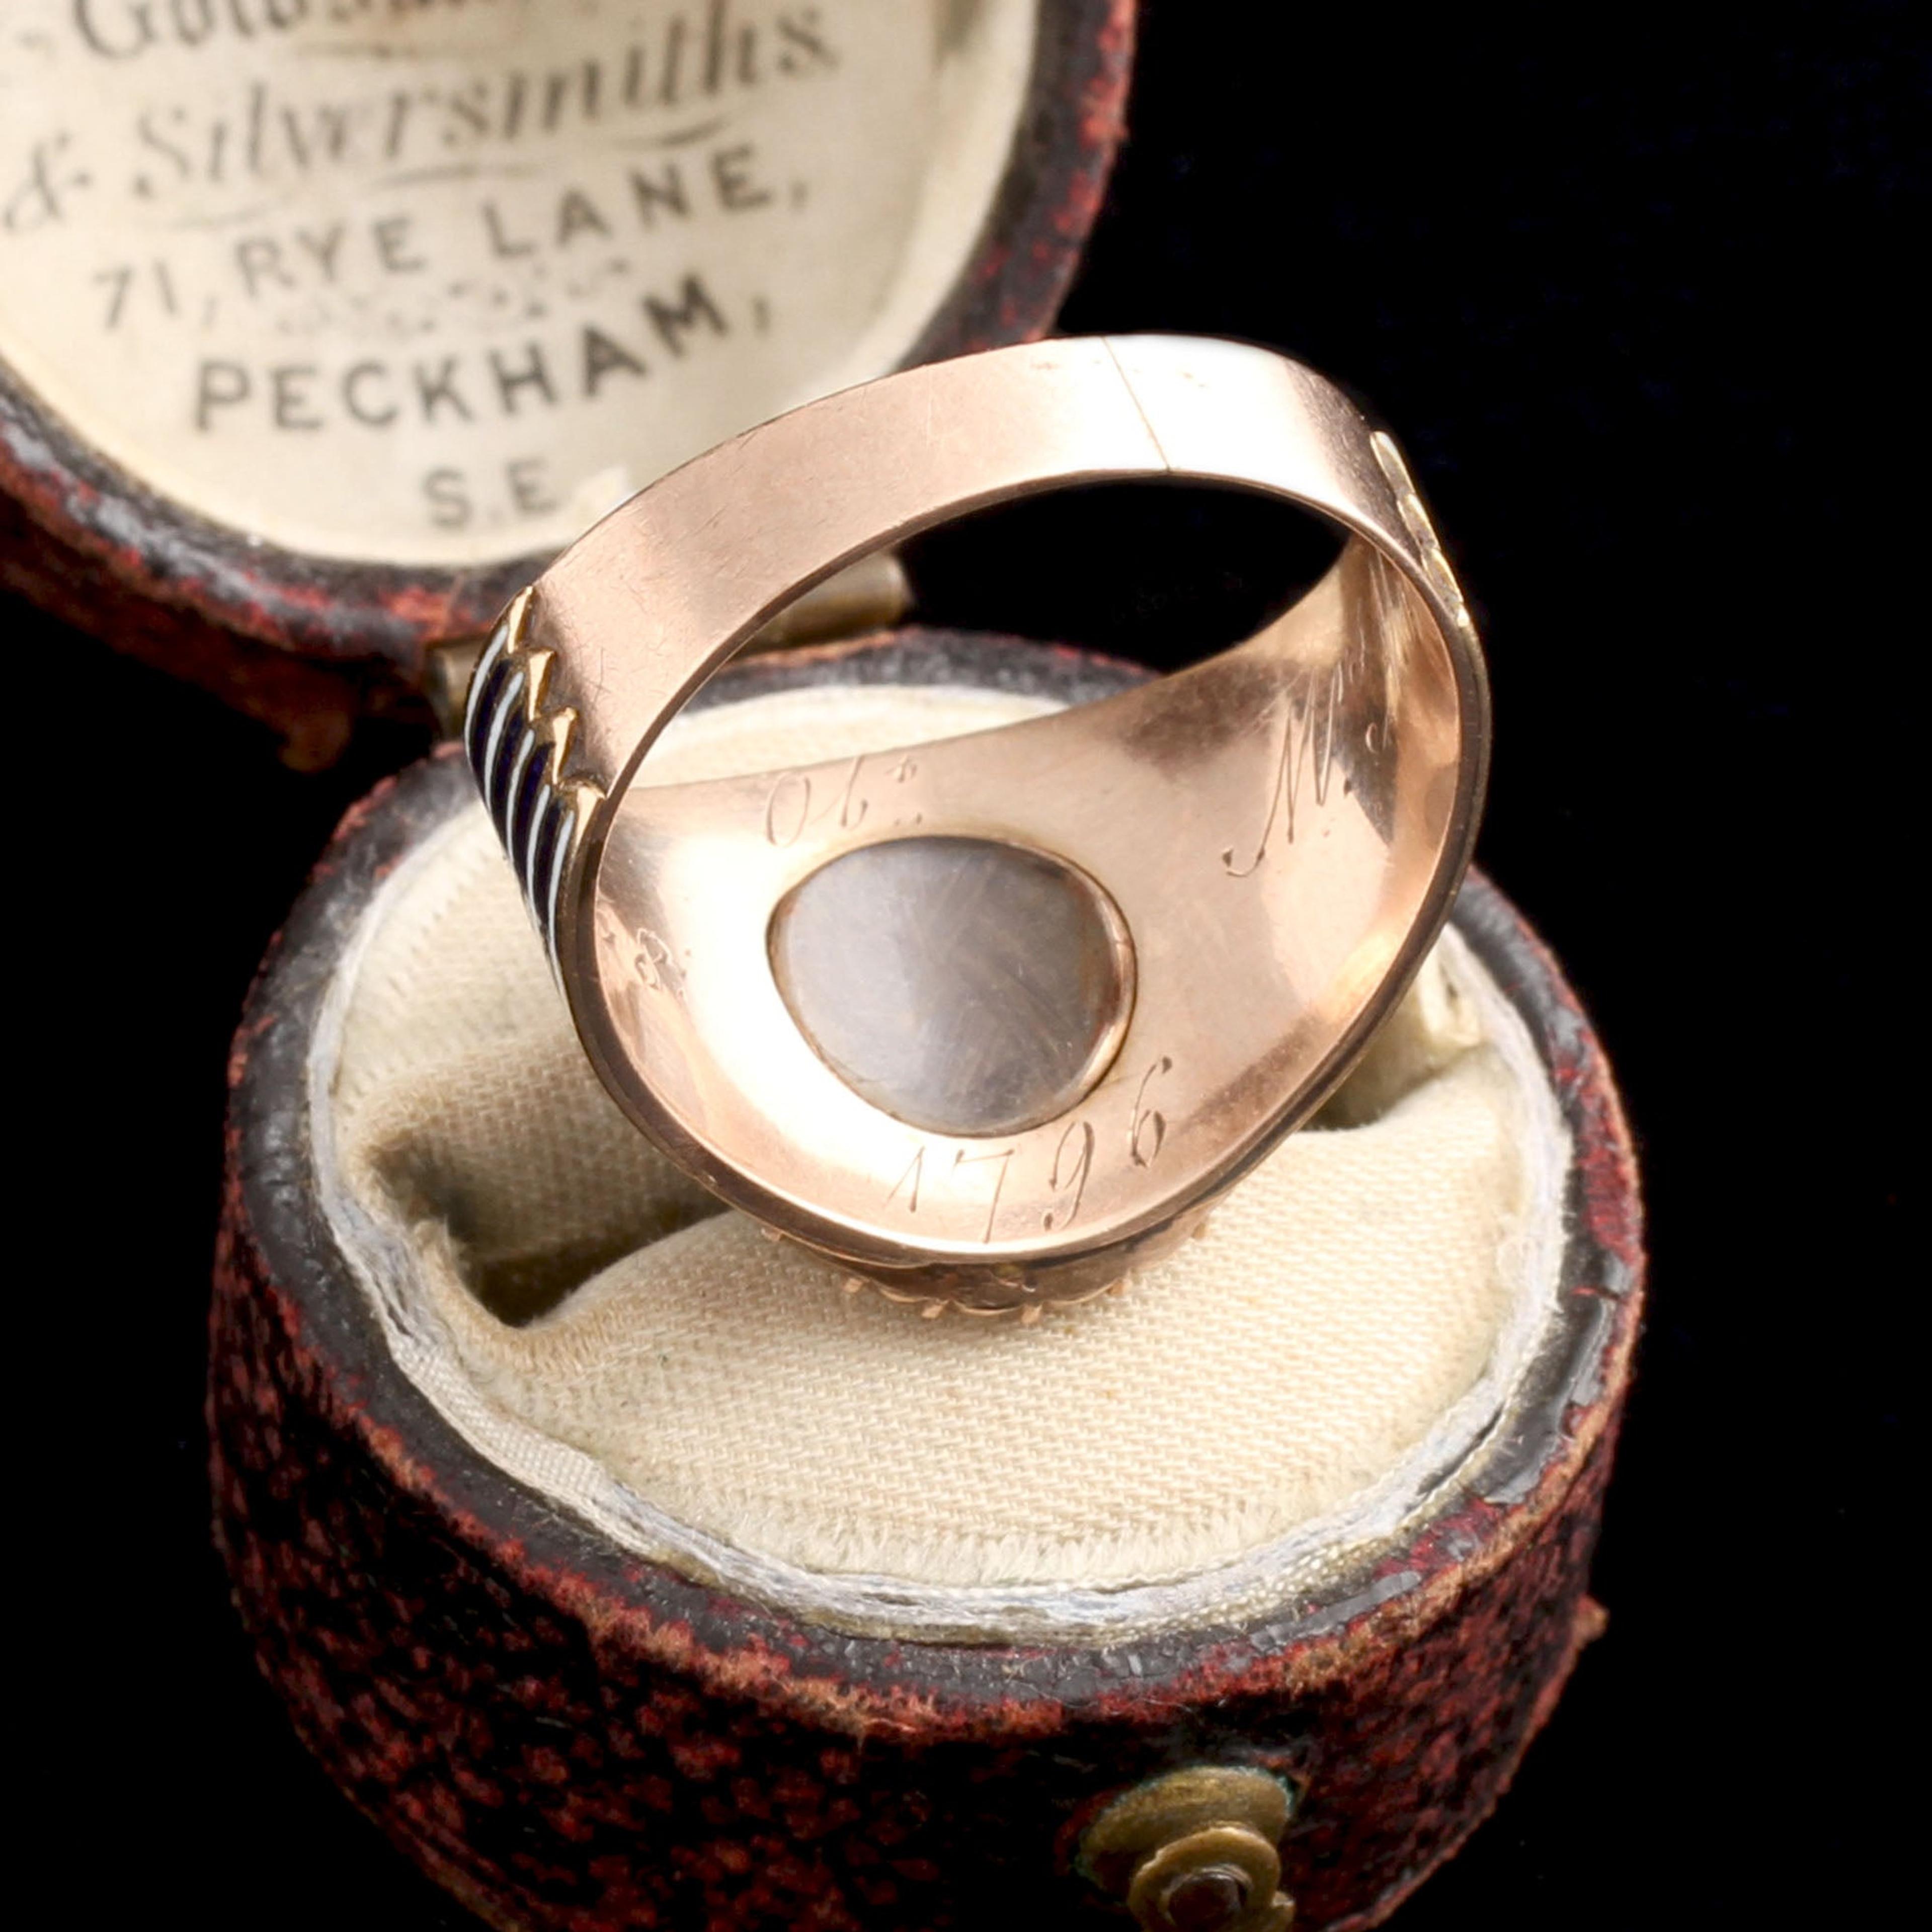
1080,1765,1299,1932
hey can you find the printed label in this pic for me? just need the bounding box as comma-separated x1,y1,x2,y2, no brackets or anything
0,1,1033,563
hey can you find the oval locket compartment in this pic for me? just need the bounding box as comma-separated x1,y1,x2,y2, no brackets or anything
768,832,1138,1140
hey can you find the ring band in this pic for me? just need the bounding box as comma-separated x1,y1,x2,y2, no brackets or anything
465,336,1489,1312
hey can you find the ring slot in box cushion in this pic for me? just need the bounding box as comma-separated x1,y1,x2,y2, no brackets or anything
215,630,1642,1930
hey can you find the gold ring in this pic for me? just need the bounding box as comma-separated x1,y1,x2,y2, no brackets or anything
464,336,1489,1313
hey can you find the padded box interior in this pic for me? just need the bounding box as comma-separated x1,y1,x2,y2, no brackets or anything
306,666,1574,1647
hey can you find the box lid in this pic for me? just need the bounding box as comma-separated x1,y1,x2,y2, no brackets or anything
0,1,1131,748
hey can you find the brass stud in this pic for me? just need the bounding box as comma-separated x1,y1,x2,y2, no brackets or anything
1158,1862,1252,1932
1080,1767,1297,1932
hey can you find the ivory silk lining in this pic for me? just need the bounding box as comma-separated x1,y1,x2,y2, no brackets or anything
315,682,1572,1643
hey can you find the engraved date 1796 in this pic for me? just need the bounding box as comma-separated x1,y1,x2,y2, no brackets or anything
883,1054,1171,1245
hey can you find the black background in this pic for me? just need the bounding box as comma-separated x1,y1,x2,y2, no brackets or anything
22,4,1910,1925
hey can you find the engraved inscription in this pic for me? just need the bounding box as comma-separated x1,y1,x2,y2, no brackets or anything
763,753,870,847
764,769,812,847
1129,1055,1171,1168
630,924,683,997
887,1143,924,1214
1041,1117,1094,1231
953,1145,1016,1243
871,1051,1173,1248
1222,665,1344,877
595,906,660,1058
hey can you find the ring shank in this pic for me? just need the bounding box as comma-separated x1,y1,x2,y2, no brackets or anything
465,336,1489,1308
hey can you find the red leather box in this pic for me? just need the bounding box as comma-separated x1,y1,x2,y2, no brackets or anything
212,629,1640,1931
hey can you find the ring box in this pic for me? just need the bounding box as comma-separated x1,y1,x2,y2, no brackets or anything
1,8,1642,1928
215,629,1640,1931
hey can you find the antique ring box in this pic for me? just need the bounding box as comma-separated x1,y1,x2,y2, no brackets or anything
466,336,1490,1313
0,7,1643,1929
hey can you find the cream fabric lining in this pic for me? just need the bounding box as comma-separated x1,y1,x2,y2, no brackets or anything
314,682,1571,1644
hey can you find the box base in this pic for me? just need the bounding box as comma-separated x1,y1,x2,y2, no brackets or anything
213,630,1643,1930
